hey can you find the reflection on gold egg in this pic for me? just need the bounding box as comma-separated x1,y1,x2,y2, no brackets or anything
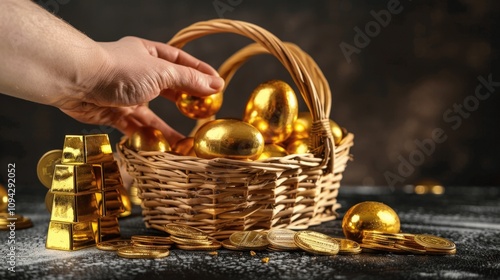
118,186,132,218
243,80,298,144
176,91,223,119
342,201,401,242
286,139,309,154
194,119,264,160
258,144,288,160
0,184,8,211
127,126,170,152
172,137,196,156
290,112,345,145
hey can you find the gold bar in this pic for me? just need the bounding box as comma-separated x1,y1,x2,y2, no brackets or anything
62,135,85,164
84,134,114,164
95,189,124,217
92,161,123,191
51,164,98,194
50,193,99,223
92,217,120,243
46,221,95,250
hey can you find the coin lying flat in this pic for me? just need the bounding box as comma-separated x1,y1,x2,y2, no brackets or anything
294,230,339,255
414,234,456,251
164,224,208,239
37,149,62,189
96,240,131,251
117,246,170,259
176,241,222,251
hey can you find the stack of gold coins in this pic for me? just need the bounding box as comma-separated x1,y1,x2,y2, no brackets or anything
0,213,33,230
361,230,456,255
131,235,173,249
97,236,172,259
164,224,221,251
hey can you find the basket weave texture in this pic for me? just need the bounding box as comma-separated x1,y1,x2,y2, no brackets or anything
117,19,354,240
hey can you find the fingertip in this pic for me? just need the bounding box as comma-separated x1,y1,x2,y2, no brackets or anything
210,76,225,91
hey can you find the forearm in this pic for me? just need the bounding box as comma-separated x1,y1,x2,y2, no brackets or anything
0,0,106,106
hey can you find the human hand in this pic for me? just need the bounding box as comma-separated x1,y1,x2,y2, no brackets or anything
58,36,224,144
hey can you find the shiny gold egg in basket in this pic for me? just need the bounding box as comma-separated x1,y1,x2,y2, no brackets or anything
116,19,354,240
127,126,170,152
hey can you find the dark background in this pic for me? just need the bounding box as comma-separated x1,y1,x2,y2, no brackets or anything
0,0,498,190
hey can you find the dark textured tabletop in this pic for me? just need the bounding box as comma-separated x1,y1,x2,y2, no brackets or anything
1,185,499,280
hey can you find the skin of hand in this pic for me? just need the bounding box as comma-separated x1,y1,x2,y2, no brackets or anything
0,0,224,145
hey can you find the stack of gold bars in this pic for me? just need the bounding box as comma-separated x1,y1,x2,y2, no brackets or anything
41,134,127,251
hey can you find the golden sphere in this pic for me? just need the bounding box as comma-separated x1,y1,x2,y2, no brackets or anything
342,201,401,242
127,126,170,152
194,119,264,160
172,137,196,156
329,120,344,145
286,139,309,154
176,91,223,119
257,144,288,160
0,184,7,212
243,80,298,144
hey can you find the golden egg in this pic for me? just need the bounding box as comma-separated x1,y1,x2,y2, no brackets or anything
257,144,288,160
117,186,132,218
172,137,196,156
176,91,223,119
342,201,401,242
290,112,345,145
194,119,264,160
127,126,170,152
0,184,8,212
243,80,298,144
286,139,310,154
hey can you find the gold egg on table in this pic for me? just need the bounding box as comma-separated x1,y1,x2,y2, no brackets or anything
286,139,309,154
342,201,401,242
176,91,223,119
243,80,298,144
194,119,264,160
172,137,196,156
257,144,288,160
0,184,7,212
329,120,344,145
127,126,170,152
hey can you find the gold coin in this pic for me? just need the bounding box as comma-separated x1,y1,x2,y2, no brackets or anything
96,240,131,251
266,228,299,250
414,234,456,251
164,224,208,239
394,243,426,254
176,241,222,251
334,238,362,254
37,149,62,189
293,230,339,256
117,246,170,259
221,239,245,251
0,216,33,230
131,235,174,245
229,231,269,250
170,235,211,246
0,184,7,212
131,241,171,250
45,191,54,213
360,241,402,253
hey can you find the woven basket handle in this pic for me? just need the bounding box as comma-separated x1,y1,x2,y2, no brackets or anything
168,19,335,172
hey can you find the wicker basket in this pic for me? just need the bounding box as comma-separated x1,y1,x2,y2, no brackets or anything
117,19,354,240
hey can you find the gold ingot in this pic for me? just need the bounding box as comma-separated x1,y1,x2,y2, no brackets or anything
46,221,95,250
176,91,223,119
51,164,98,194
117,186,132,218
50,193,99,223
92,216,121,243
342,201,401,242
243,80,298,144
286,139,309,154
95,189,124,217
127,126,170,152
0,184,7,212
257,144,288,160
194,119,264,160
62,134,113,164
290,112,345,145
37,149,62,189
172,137,196,156
92,161,122,191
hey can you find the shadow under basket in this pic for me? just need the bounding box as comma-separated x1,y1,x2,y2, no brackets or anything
116,19,354,240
